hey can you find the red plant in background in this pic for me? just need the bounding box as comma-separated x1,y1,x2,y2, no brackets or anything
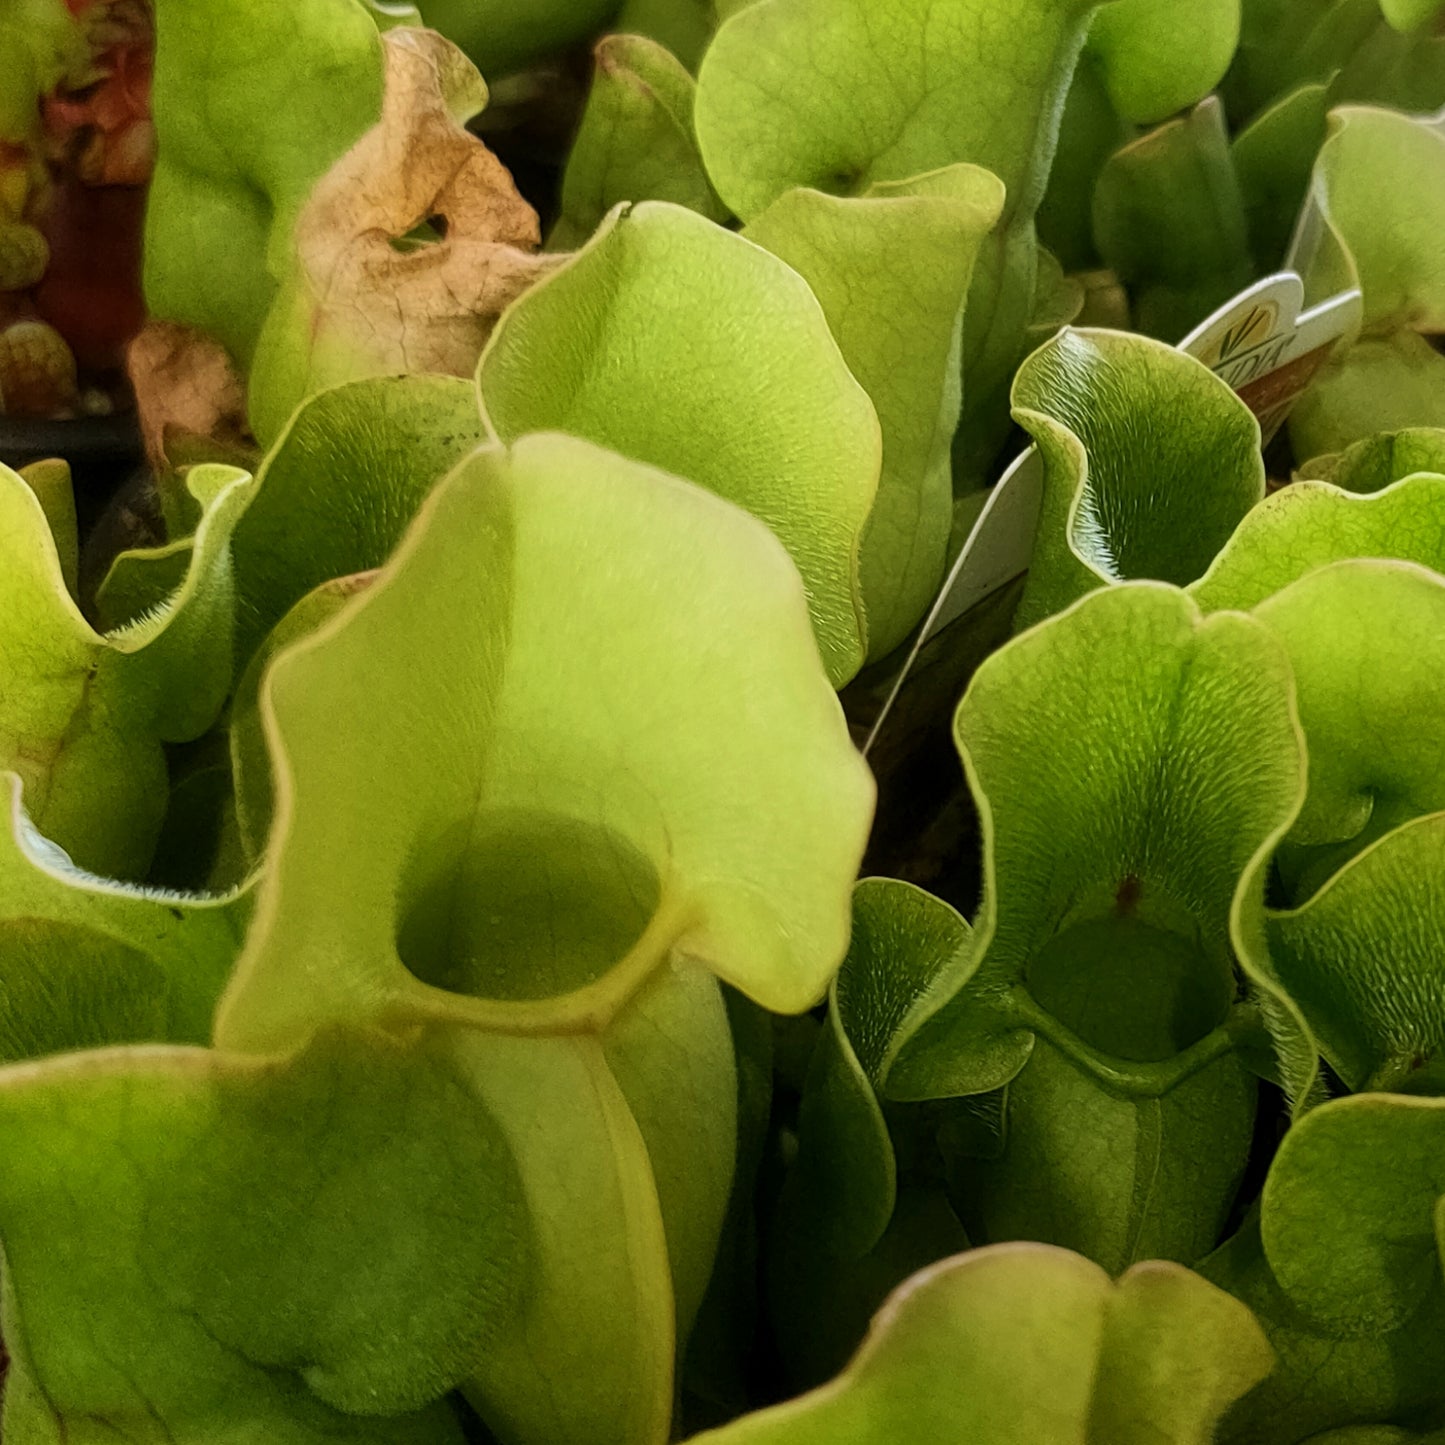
0,0,153,416
43,0,154,189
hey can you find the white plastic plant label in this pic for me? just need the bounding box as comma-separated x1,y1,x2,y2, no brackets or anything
858,448,1040,753
1180,274,1362,446
860,272,1363,755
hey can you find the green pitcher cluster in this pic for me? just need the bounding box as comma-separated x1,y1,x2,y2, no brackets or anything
772,339,1445,1440
7,0,1445,1440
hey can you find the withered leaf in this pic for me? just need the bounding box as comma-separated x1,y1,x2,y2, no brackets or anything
270,29,559,410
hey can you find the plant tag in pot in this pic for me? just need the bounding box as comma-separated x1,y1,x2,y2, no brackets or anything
1181,273,1363,447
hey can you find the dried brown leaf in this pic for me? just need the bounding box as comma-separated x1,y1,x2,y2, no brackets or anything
291,28,558,380
126,320,250,473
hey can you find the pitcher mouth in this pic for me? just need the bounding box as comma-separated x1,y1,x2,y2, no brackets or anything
1024,880,1235,1065
391,807,694,1036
